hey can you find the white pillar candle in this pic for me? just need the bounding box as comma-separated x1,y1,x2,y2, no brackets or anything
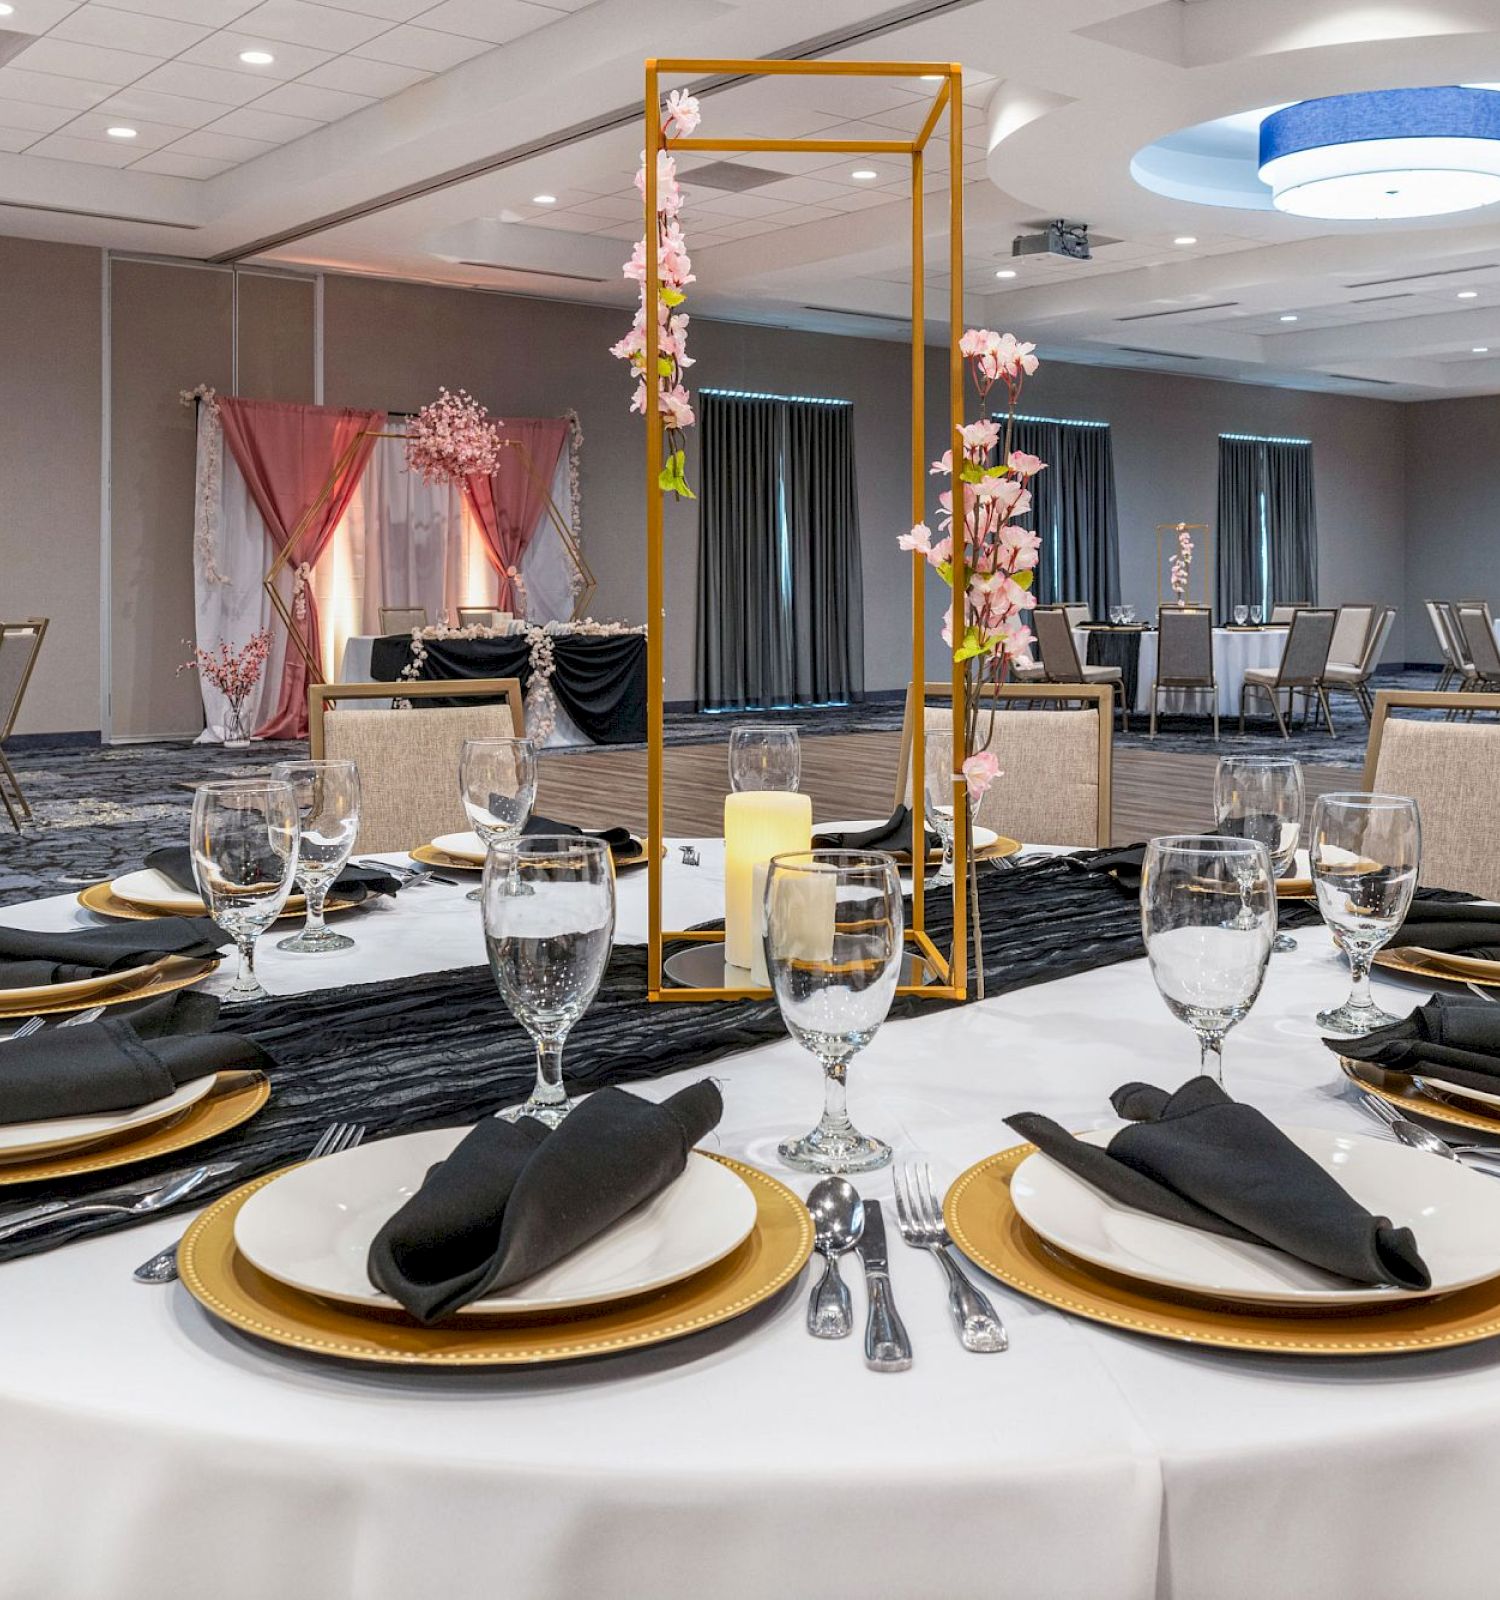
723,790,812,971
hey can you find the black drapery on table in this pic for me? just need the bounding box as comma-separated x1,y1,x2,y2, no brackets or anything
1083,627,1145,707
367,633,647,745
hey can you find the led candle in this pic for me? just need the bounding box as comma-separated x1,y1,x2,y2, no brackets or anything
723,790,811,971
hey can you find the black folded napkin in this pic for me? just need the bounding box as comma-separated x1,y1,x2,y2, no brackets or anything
1334,995,1500,1101
144,846,399,904
1390,902,1500,961
1006,1077,1430,1290
521,812,637,858
0,916,228,990
1078,843,1148,893
813,805,935,855
368,1080,724,1323
0,990,268,1124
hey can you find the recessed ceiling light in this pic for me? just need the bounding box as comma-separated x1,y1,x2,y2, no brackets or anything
851,169,878,181
920,74,943,81
531,193,557,205
239,49,274,65
1173,235,1197,245
1279,313,1299,322
106,126,138,139
1475,346,1490,353
1458,289,1480,298
995,268,1017,279
0,4,14,14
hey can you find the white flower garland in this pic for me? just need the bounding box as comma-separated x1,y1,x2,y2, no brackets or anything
181,384,228,587
563,408,584,598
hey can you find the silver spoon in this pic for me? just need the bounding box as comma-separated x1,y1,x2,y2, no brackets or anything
805,1177,864,1339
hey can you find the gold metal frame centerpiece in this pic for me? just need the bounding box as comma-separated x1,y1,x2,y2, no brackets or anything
641,55,969,1003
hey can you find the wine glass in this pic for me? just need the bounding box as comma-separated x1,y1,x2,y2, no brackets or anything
923,729,959,887
270,760,361,954
1214,754,1304,953
482,835,615,1126
1310,793,1421,1035
1233,604,1248,626
729,725,801,792
1122,604,1136,624
767,850,903,1173
1108,606,1122,625
1140,835,1275,1084
190,779,300,1002
1249,604,1264,625
460,736,537,902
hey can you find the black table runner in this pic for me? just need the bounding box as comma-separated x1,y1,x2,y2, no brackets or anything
367,633,647,745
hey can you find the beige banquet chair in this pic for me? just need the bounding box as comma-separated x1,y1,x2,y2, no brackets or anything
378,607,429,634
1269,602,1307,624
894,681,1113,848
0,618,48,830
1326,603,1376,672
1321,605,1394,723
1148,605,1217,741
1456,604,1500,697
1239,606,1337,738
308,677,526,853
1031,605,1129,729
1365,689,1500,899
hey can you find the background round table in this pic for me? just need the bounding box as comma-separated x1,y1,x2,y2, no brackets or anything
1074,625,1289,717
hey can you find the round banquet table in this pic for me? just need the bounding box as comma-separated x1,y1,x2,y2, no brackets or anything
2,856,1498,1600
1072,626,1289,717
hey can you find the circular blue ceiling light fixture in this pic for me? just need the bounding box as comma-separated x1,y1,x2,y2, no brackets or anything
1258,87,1500,219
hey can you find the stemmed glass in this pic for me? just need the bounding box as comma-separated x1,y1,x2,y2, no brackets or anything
767,850,903,1173
482,835,616,1127
1249,604,1264,625
1233,604,1249,626
460,736,537,902
729,725,801,792
1121,604,1136,624
190,779,300,1002
1310,793,1421,1035
923,729,960,887
271,760,361,954
1214,754,1304,953
1140,835,1276,1084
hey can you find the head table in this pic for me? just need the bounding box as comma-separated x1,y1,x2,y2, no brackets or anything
0,851,1494,1600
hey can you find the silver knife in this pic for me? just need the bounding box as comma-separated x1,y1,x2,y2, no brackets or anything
0,1159,240,1238
855,1199,912,1372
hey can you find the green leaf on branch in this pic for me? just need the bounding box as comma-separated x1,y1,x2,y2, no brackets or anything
959,463,984,484
661,288,686,307
954,625,986,662
1013,568,1033,589
658,448,696,500
657,356,675,377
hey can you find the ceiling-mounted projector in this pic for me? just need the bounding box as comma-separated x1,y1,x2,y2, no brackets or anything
1012,221,1092,261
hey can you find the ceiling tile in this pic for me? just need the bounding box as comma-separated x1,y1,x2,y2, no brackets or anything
131,148,234,177
416,0,564,46
352,25,492,71
97,84,230,128
207,102,320,142
165,125,276,160
295,54,427,97
8,37,159,86
134,59,268,105
175,30,332,79
97,0,261,22
0,95,76,132
25,129,141,164
49,6,211,55
298,0,430,16
0,125,32,152
59,109,182,148
250,78,369,120
750,174,851,206
0,0,80,34
0,64,109,108
230,0,391,50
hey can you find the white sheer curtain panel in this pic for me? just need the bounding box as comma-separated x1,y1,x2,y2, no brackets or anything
518,452,577,624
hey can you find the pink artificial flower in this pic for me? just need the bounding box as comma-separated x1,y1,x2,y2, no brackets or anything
998,523,1043,563
958,329,989,358
929,448,953,477
660,385,695,428
962,750,1002,798
664,90,701,138
899,522,933,554
959,418,1000,455
1008,450,1045,477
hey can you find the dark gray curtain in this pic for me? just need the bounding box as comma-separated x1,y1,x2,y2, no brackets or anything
697,393,791,711
697,393,863,711
1008,418,1119,616
786,401,864,705
1215,436,1318,619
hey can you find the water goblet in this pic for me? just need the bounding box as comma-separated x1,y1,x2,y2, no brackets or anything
1122,604,1137,624
923,729,960,887
1141,835,1276,1085
767,850,904,1173
190,778,300,1002
1108,606,1122,625
482,835,615,1127
1214,754,1304,953
270,759,361,954
1233,604,1248,626
1310,793,1421,1035
1249,604,1264,625
460,736,538,902
729,725,801,792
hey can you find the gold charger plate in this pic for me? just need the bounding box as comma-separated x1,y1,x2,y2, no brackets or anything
1375,946,1500,989
77,882,357,924
0,1070,268,1185
0,955,218,1019
1339,1057,1500,1138
946,1142,1500,1355
410,838,661,874
179,1153,813,1367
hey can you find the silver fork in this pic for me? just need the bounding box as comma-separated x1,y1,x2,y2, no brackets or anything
1356,1089,1500,1168
132,1119,367,1284
893,1162,1008,1353
3,1005,105,1043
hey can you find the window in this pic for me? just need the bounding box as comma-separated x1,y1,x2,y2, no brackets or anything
1216,434,1317,619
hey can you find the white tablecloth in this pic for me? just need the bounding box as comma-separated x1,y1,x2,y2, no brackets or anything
1074,626,1289,716
1,866,1497,1599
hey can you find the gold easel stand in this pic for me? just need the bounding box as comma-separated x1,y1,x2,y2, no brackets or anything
265,433,593,681
1156,523,1212,611
642,56,969,1002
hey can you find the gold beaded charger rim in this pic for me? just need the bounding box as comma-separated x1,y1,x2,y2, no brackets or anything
1375,946,1500,990
178,1152,814,1367
0,1069,268,1185
944,1142,1500,1355
76,882,360,924
0,955,219,1020
1339,1057,1500,1137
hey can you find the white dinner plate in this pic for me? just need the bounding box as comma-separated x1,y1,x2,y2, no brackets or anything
109,868,208,914
430,831,487,866
1010,1123,1500,1305
233,1128,760,1317
0,1073,216,1161
814,818,1002,853
1415,1073,1500,1113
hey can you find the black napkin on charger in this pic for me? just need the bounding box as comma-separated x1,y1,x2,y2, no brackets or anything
368,1080,724,1323
0,916,228,991
814,805,936,855
1006,1076,1430,1290
1334,994,1500,1101
521,813,637,858
1388,902,1500,961
0,990,268,1124
1080,816,1290,895
144,846,400,905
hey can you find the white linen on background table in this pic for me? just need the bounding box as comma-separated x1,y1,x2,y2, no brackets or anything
1073,626,1290,717
2,864,1499,1598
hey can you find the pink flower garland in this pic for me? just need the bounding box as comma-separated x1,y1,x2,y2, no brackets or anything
405,388,503,485
1169,523,1194,603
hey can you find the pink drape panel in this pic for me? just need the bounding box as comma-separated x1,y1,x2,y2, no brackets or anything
463,417,570,611
218,398,384,738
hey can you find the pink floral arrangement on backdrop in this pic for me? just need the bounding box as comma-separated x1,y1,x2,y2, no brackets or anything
405,387,503,484
180,628,272,728
900,329,1045,801
611,89,700,500
1169,523,1194,603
